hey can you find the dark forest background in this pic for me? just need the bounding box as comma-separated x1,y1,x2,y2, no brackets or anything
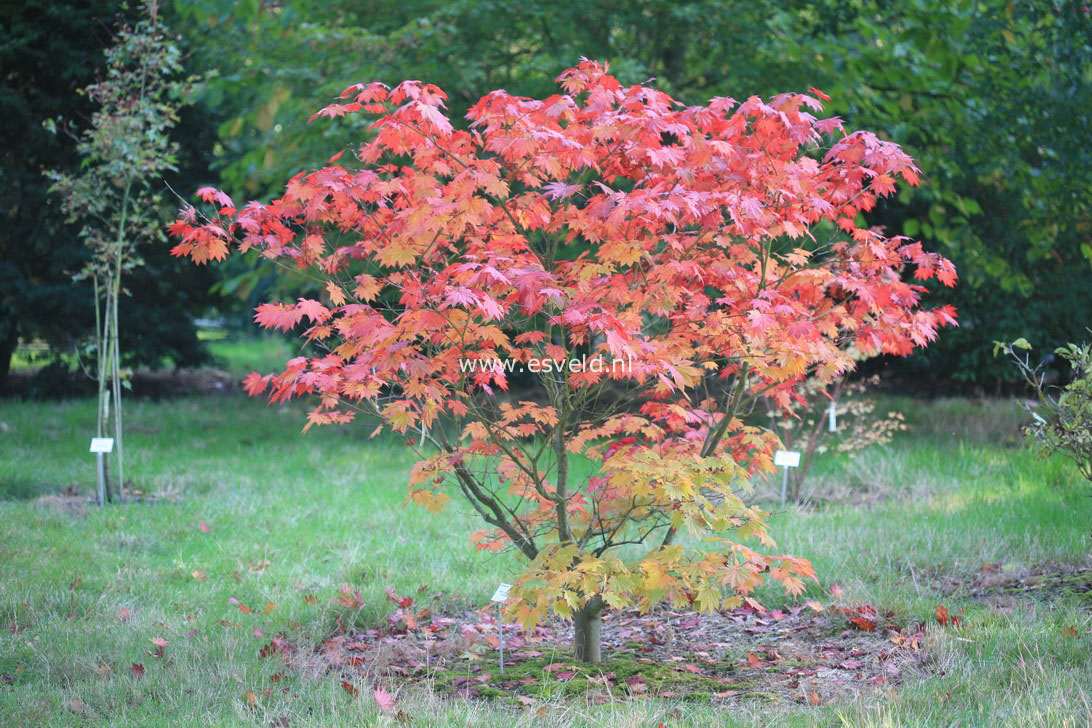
3,0,1090,390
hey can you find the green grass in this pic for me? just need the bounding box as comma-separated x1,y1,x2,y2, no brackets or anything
1,394,1090,726
204,333,297,376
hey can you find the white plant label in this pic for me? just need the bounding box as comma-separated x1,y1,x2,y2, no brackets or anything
773,449,801,468
491,583,512,602
90,437,114,453
828,402,837,432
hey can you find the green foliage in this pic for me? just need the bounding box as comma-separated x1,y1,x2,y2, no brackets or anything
0,1,123,379
177,0,1092,384
770,0,1092,381
0,0,216,383
997,338,1092,482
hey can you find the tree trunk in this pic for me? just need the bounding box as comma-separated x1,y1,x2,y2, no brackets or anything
573,599,604,663
0,328,16,384
95,278,114,504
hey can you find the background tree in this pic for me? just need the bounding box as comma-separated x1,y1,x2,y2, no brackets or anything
0,0,123,382
769,0,1092,383
173,0,1088,387
47,0,194,501
171,61,957,661
0,0,216,387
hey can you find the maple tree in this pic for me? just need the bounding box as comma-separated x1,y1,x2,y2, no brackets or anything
170,60,956,662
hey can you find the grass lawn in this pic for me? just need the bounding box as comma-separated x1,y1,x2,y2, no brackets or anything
1,390,1090,726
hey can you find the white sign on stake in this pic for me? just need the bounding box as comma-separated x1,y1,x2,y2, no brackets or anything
828,402,837,433
90,437,115,454
775,449,801,507
773,449,801,468
491,583,513,673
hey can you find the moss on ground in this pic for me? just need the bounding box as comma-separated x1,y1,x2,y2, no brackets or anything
428,650,758,702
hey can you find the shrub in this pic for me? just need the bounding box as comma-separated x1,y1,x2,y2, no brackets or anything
997,338,1092,482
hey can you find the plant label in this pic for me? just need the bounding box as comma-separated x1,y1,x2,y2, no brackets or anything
491,583,512,602
828,402,837,432
774,449,801,468
90,437,114,453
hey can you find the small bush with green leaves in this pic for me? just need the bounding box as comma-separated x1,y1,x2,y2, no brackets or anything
997,338,1092,482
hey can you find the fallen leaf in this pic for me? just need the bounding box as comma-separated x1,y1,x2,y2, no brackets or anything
808,691,821,705
829,583,845,600
245,691,258,706
335,584,364,609
68,577,81,590
150,637,169,648
516,695,536,707
263,602,276,615
374,687,396,713
192,570,206,581
199,521,210,533
1062,625,1079,638
554,670,576,681
935,605,951,626
129,662,145,678
341,680,359,697
117,608,132,622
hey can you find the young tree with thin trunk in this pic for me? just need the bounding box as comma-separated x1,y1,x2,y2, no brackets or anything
48,0,192,503
171,60,957,661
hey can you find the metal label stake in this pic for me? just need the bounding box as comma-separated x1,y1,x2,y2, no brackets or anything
90,438,114,506
773,449,801,506
491,583,512,672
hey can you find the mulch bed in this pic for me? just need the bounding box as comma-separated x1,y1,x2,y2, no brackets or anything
311,594,930,707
